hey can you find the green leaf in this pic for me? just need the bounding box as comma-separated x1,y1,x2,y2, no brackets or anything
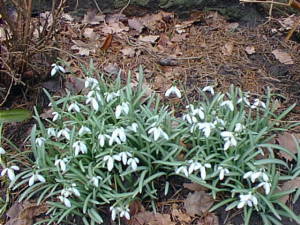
0,109,31,123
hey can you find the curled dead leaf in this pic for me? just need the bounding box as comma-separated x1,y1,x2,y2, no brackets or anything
276,132,300,161
279,177,300,203
184,191,214,217
272,49,294,65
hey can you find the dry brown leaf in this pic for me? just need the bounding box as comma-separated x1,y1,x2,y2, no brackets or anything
128,18,144,33
174,21,194,34
272,49,294,65
221,43,234,56
276,132,300,161
83,28,98,40
121,47,136,57
171,205,191,223
130,212,175,225
171,33,189,42
101,34,113,51
71,40,98,56
279,177,300,203
225,22,239,31
138,35,159,43
104,63,120,75
184,191,214,217
245,46,255,55
197,212,219,225
64,76,85,94
183,182,208,192
82,9,105,24
102,22,129,34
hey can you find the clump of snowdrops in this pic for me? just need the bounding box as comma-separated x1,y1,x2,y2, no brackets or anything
3,65,300,225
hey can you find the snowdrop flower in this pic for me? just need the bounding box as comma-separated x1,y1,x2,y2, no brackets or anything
55,158,68,172
28,172,46,186
115,102,130,119
237,192,258,209
58,195,71,208
73,141,87,156
98,134,106,147
182,114,198,124
127,123,138,132
90,176,102,187
68,103,80,113
217,166,230,180
213,117,226,127
243,171,268,183
199,163,211,180
202,86,214,95
35,137,46,147
234,123,245,132
104,91,120,102
148,127,169,141
175,166,189,177
237,96,251,106
127,157,139,171
1,165,19,181
52,112,60,121
118,152,132,165
196,122,215,137
85,77,99,90
109,128,126,146
220,100,234,111
221,131,237,150
51,64,65,76
47,128,56,137
79,126,91,136
69,183,81,197
110,206,118,221
57,128,71,140
165,86,181,98
119,207,130,220
86,96,99,111
188,161,202,174
0,147,6,154
251,99,266,109
103,155,115,171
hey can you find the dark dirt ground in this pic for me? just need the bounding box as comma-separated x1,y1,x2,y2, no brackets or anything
1,1,300,225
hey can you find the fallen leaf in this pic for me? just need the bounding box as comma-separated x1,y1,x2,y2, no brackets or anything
279,177,300,203
102,22,129,34
101,34,113,51
272,49,294,65
183,182,208,192
221,43,234,56
225,22,239,31
171,33,189,42
121,47,136,57
62,13,74,22
40,108,54,119
83,28,98,40
276,132,300,161
42,79,61,92
71,40,98,56
184,191,214,217
104,63,120,75
82,9,105,24
64,76,85,94
171,205,191,223
197,212,219,225
245,46,255,55
174,21,194,34
128,18,144,33
138,35,159,43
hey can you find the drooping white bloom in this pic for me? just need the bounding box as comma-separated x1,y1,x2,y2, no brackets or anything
68,103,80,113
188,161,202,174
98,134,106,147
90,176,102,187
85,77,99,90
199,163,211,180
202,86,214,95
109,128,126,146
52,112,60,121
58,195,71,208
28,172,46,186
69,183,81,197
128,123,138,132
78,126,91,136
256,181,271,195
234,123,245,132
127,157,139,171
175,166,189,177
251,99,266,109
213,117,226,127
104,91,120,102
73,141,88,156
110,206,118,221
57,128,71,140
221,131,237,150
86,96,99,111
148,127,169,141
237,192,258,209
47,128,56,137
51,64,65,76
217,166,230,180
196,122,215,137
165,86,181,98
243,171,269,183
103,155,115,171
35,137,46,147
182,114,198,124
118,152,132,165
115,102,130,119
1,165,19,181
187,105,205,120
55,158,68,172
0,147,6,154
220,100,234,111
119,207,130,220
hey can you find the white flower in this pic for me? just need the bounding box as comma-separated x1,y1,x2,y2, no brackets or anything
47,128,56,137
188,161,202,174
256,181,271,194
165,86,181,98
196,122,215,137
251,99,266,109
220,100,234,111
237,96,251,106
51,64,65,76
128,123,138,132
118,152,132,165
115,102,130,119
221,131,237,150
85,77,99,90
104,91,120,102
86,96,99,111
243,171,268,183
58,195,71,207
35,137,46,147
69,183,80,197
182,114,198,124
90,176,102,187
68,103,80,113
199,163,211,180
217,166,230,180
73,141,87,156
119,207,130,220
28,172,46,186
103,155,115,171
98,134,106,147
234,123,245,132
0,147,6,154
175,166,189,177
237,192,258,209
202,86,214,95
148,127,169,141
55,158,68,172
213,117,225,127
110,206,118,221
1,165,19,181
52,112,60,121
57,128,71,140
79,126,91,136
109,128,126,146
127,157,139,171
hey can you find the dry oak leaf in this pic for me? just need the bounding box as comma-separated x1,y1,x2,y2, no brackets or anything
245,46,255,55
184,191,214,217
276,132,300,161
121,47,136,57
83,28,98,40
102,22,129,34
221,43,234,56
128,18,144,33
279,177,300,204
82,9,105,24
130,211,175,225
138,35,159,43
272,49,294,65
171,206,191,223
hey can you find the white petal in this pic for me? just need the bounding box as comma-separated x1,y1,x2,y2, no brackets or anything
237,201,245,209
0,147,6,154
11,166,20,170
98,134,105,147
28,175,35,186
200,166,206,180
107,157,114,171
115,105,122,118
1,168,8,176
51,67,57,76
37,174,46,183
64,197,72,208
219,169,225,180
7,169,16,181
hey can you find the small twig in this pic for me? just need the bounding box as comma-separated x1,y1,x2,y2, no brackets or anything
0,77,13,106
